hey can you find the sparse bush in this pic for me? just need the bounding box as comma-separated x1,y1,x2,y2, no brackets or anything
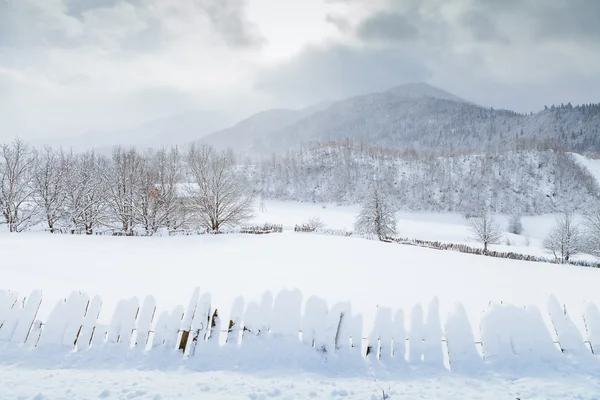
508,214,523,235
543,213,583,263
306,217,326,231
468,209,502,252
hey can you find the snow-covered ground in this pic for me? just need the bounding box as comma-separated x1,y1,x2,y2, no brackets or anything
251,200,592,260
3,229,599,327
4,367,600,399
573,153,600,184
3,202,600,399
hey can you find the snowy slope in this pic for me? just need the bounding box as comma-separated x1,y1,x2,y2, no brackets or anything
2,231,599,335
573,153,600,188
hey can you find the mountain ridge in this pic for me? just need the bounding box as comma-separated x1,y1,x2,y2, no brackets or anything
202,83,600,156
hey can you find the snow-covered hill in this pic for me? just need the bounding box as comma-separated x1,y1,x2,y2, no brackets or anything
249,144,599,214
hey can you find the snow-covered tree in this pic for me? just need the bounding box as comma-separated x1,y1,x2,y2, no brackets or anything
0,139,38,232
468,210,502,252
543,213,582,263
187,144,254,231
32,146,69,233
354,184,397,240
103,146,143,235
65,150,107,234
135,148,186,234
508,214,523,235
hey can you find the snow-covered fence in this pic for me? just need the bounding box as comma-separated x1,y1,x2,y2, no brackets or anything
1,289,600,371
240,224,283,234
294,229,600,268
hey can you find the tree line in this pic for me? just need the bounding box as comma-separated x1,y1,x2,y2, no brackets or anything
0,139,254,235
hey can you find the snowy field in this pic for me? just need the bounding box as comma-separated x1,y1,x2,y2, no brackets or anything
4,368,600,400
3,199,600,399
250,199,592,260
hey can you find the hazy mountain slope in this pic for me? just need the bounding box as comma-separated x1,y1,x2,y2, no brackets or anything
199,102,332,153
386,82,469,103
206,83,600,156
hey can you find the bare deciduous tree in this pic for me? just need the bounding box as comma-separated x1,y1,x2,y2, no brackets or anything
543,213,582,263
32,146,69,232
187,144,254,232
354,184,397,240
468,210,502,252
65,151,107,234
135,148,186,234
0,139,37,232
104,146,142,235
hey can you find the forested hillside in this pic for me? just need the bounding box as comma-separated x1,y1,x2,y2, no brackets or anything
248,141,599,215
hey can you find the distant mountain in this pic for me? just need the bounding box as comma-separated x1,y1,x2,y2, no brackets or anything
44,110,236,152
386,82,469,103
199,82,600,156
199,102,331,153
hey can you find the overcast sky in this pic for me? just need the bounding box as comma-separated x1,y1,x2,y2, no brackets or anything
1,0,599,140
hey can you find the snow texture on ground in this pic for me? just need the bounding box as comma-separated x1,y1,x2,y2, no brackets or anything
3,203,600,399
3,367,600,400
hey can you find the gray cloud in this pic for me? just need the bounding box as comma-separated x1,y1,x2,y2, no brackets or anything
355,11,418,42
459,0,600,43
256,0,600,113
255,43,431,107
0,0,266,140
325,14,352,35
198,0,266,49
0,0,264,51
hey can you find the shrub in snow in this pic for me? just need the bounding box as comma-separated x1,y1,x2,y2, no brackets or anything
508,214,523,235
301,217,326,232
468,210,502,253
354,184,397,240
543,213,583,263
294,218,326,232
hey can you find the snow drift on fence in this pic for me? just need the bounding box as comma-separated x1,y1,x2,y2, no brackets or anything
2,288,600,375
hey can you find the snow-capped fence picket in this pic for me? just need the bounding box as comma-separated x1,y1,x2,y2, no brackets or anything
1,288,600,372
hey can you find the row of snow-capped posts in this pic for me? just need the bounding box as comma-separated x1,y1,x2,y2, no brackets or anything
1,288,600,369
